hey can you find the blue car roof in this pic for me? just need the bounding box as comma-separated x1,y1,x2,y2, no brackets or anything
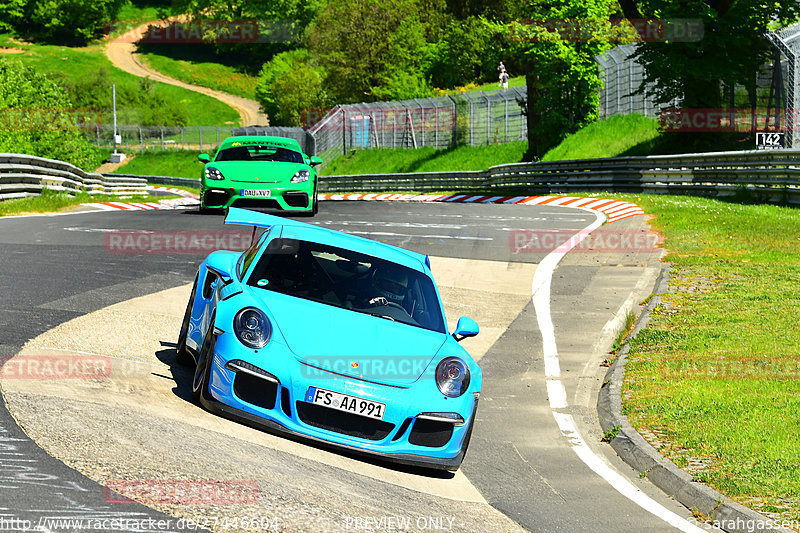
225,208,430,272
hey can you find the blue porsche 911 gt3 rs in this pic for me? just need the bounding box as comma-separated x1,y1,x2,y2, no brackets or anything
176,207,481,471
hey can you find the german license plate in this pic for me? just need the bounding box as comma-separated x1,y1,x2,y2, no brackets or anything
305,386,385,420
241,189,271,197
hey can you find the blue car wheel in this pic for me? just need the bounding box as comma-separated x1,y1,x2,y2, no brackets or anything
175,274,198,367
192,311,216,402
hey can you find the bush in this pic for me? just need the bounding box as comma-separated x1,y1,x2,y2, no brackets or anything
254,49,330,127
427,17,510,89
0,59,104,170
12,0,125,45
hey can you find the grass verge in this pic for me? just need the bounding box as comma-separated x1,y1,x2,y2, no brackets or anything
320,142,527,175
0,188,175,216
137,45,258,100
434,76,526,96
318,114,700,176
606,193,800,524
541,114,661,161
111,150,203,179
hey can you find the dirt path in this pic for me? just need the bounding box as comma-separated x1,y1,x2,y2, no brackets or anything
106,18,269,126
94,154,134,173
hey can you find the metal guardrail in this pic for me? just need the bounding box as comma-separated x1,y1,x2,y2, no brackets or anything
318,149,800,205
108,173,201,188
0,153,148,200
80,149,800,207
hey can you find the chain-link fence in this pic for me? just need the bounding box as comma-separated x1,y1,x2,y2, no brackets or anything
768,25,798,147
81,124,240,153
82,124,316,154
596,44,678,119
307,88,529,164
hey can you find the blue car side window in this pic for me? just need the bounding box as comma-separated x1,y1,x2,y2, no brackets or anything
237,229,270,281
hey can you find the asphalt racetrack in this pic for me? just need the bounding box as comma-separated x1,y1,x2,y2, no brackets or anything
0,202,716,532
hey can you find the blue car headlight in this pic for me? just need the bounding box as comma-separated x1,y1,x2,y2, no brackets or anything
290,170,310,183
435,357,470,397
205,166,225,181
233,307,272,349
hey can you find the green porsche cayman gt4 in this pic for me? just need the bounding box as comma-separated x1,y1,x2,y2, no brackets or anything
198,136,322,216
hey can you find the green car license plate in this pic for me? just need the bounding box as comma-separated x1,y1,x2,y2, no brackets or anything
241,189,271,197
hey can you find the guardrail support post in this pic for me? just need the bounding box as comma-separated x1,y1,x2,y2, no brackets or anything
138,126,143,153
199,126,203,152
159,126,165,151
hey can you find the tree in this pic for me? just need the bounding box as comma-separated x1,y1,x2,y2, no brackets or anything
18,0,124,45
0,59,103,169
174,0,326,66
427,17,501,89
505,0,618,160
308,0,433,103
624,0,800,135
254,49,331,126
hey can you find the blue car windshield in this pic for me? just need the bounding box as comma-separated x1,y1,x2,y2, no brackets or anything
216,145,304,164
247,238,445,333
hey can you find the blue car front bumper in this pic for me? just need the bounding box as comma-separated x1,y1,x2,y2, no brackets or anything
199,332,478,471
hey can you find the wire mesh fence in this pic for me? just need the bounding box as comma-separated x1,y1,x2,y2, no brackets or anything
307,88,529,164
596,44,678,119
80,124,240,153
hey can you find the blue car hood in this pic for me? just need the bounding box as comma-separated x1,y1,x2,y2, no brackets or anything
252,290,447,387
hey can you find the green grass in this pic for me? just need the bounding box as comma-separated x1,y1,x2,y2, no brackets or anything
612,193,800,523
0,188,174,216
320,142,527,175
434,76,526,96
111,150,204,179
0,33,240,126
137,46,259,100
113,1,176,32
541,114,662,161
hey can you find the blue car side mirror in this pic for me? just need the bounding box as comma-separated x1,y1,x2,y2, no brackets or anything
206,252,236,282
453,316,479,342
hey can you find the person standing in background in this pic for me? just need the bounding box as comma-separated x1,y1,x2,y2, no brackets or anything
500,69,510,90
